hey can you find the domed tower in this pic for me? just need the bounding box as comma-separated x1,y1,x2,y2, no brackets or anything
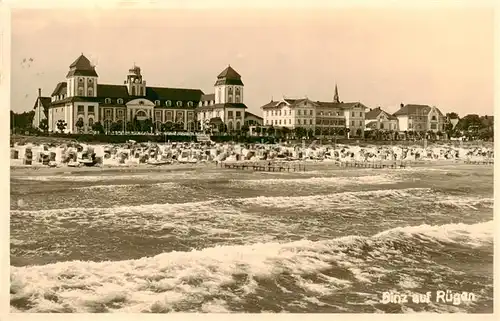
66,54,98,97
214,65,244,104
125,65,146,96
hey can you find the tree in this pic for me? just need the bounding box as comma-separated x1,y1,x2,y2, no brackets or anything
307,128,314,138
255,126,262,136
241,124,250,136
39,119,49,133
110,121,123,133
267,125,275,137
56,119,67,133
75,118,84,133
92,121,105,134
314,127,321,136
281,127,291,139
356,128,362,137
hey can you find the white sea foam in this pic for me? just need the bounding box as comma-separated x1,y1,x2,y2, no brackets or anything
10,220,492,313
231,174,400,187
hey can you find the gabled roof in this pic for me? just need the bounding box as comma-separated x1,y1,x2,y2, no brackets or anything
33,97,51,117
51,82,67,96
245,111,263,120
66,54,98,77
365,107,383,119
393,104,432,116
365,107,398,120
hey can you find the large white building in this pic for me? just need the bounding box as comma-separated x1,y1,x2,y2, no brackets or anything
33,54,248,133
260,86,368,137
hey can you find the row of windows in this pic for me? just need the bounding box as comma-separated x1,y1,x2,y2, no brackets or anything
101,98,194,107
350,120,364,126
266,110,351,117
351,112,364,117
227,111,242,118
78,78,94,83
266,119,315,125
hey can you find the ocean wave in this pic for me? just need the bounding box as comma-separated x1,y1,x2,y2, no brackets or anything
230,174,401,186
10,220,492,313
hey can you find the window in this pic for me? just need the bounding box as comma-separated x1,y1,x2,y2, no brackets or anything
88,106,94,113
78,78,83,83
105,109,112,119
166,111,173,121
359,112,363,117
88,78,93,84
298,119,301,124
155,111,162,120
431,123,437,129
218,88,221,103
78,87,84,96
359,120,363,126
228,111,233,118
88,118,94,127
132,87,136,96
298,110,301,116
136,110,147,117
289,119,291,124
236,111,241,118
88,88,93,96
117,110,124,119
351,120,355,126
380,123,384,129
352,112,355,117
187,101,193,107
117,99,123,104
188,112,193,120
77,105,84,114
279,120,282,125
310,119,313,125
431,115,437,121
166,100,172,107
139,101,144,105
155,100,160,106
105,98,111,104
177,101,183,107
310,110,313,115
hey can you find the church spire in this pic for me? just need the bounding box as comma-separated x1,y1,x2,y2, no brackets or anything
333,84,340,103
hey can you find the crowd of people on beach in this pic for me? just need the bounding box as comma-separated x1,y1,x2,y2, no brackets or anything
9,140,494,168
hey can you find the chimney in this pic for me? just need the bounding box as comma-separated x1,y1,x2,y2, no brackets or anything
400,103,404,108
38,88,41,97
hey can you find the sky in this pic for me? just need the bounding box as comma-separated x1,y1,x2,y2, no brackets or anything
10,6,494,117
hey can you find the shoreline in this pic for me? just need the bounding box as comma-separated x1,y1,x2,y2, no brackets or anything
10,159,491,177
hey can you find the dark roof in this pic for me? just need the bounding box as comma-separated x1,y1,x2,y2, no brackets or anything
33,97,51,117
214,66,244,86
201,93,215,101
66,54,98,77
97,84,129,98
365,107,398,120
365,121,378,128
51,82,67,96
393,104,432,116
197,103,247,110
217,66,241,79
245,111,263,120
146,87,204,102
315,101,363,109
365,107,383,119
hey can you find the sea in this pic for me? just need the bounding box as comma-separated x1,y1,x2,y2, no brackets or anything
10,163,494,313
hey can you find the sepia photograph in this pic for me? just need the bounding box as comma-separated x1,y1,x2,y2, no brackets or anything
6,0,495,315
